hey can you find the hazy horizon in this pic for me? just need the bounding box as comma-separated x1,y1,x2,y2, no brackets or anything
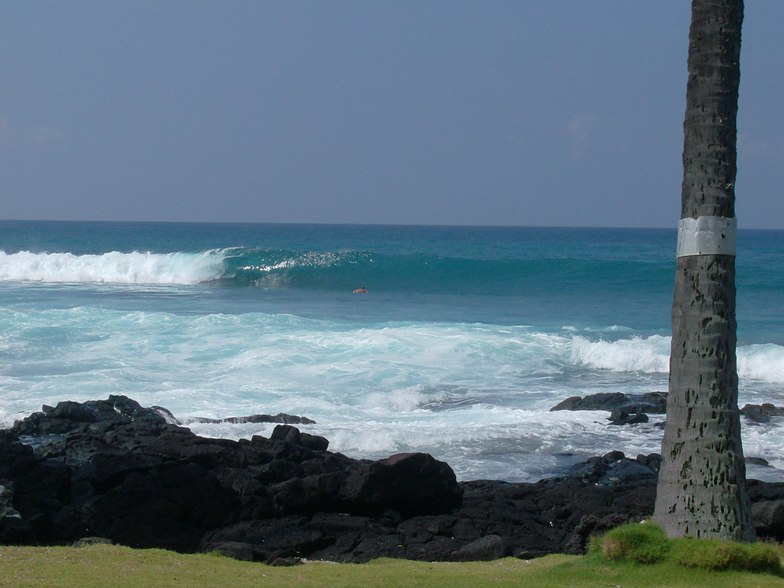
5,218,784,234
2,2,781,229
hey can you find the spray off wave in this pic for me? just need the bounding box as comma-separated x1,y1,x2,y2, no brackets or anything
570,336,784,384
0,249,227,285
0,248,373,287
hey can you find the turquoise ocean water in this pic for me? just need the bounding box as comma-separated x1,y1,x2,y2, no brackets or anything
1,220,783,482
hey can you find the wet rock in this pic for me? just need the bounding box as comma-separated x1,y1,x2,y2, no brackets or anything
635,453,662,472
183,413,316,426
551,392,666,414
3,396,784,563
741,403,784,424
608,408,649,426
1,396,462,558
270,424,329,452
551,393,627,412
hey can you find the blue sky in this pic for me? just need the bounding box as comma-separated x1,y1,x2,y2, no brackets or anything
1,1,781,228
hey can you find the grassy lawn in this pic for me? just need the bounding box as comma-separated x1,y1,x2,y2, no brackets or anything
0,544,783,587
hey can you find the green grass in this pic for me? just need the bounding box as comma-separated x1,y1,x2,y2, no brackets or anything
589,520,672,564
589,521,783,576
1,542,784,587
672,537,781,572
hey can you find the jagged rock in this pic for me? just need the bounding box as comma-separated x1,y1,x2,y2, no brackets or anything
0,484,19,520
635,453,662,472
183,413,317,426
608,407,649,426
270,424,329,452
339,453,463,518
1,396,463,558
741,403,784,424
3,396,784,563
451,534,507,561
748,481,784,541
750,499,784,541
13,396,165,436
84,461,238,551
551,393,627,411
0,482,37,545
551,392,666,414
200,515,328,561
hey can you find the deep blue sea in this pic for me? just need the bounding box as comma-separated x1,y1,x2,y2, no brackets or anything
1,220,783,482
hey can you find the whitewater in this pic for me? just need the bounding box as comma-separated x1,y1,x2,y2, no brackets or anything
1,221,783,482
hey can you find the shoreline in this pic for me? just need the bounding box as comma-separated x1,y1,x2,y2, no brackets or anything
2,395,783,563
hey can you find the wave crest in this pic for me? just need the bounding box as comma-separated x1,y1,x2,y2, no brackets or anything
0,249,226,285
738,344,784,383
1,245,673,294
570,335,670,373
570,335,784,384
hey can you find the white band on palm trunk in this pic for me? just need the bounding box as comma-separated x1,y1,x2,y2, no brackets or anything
676,216,737,257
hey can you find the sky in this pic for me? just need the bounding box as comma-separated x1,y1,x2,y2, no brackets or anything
1,1,782,229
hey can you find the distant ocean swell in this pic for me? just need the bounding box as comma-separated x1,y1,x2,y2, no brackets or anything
0,248,672,293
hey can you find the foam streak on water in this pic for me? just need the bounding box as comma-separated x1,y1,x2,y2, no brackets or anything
2,302,783,481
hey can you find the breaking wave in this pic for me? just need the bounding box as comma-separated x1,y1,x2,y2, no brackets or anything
0,249,226,285
571,335,784,384
0,246,672,295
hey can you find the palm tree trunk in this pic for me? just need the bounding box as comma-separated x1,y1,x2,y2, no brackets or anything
653,0,754,541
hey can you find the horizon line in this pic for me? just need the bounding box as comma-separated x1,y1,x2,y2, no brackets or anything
2,217,783,232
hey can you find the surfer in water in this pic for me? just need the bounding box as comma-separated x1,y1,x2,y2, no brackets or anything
353,286,368,294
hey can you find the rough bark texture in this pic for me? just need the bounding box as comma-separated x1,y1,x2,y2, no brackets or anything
654,0,754,540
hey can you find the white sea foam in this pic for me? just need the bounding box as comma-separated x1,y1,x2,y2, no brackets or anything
570,335,670,373
186,407,671,481
3,222,783,483
253,251,347,272
569,335,784,385
3,303,784,482
0,249,226,285
738,344,784,383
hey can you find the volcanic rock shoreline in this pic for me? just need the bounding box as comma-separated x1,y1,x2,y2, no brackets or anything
1,395,783,564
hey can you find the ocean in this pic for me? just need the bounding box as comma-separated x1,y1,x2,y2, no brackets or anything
1,220,783,483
